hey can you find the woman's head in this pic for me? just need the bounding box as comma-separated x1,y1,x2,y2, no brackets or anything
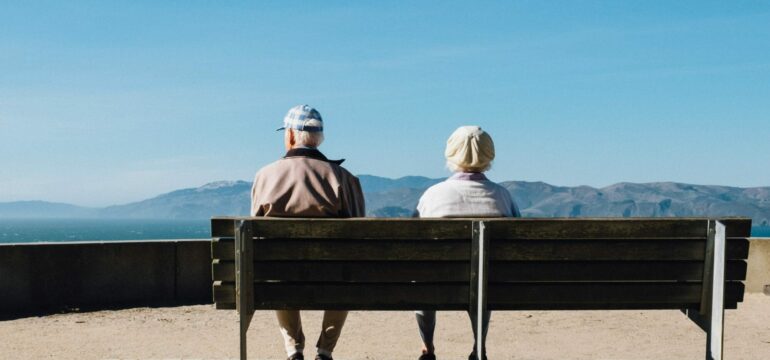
445,126,495,173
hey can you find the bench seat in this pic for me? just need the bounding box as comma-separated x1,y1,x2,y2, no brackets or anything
211,217,751,360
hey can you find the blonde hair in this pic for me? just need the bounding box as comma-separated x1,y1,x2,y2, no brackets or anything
444,126,495,172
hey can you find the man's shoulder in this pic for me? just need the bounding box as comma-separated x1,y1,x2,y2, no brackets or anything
331,162,358,179
254,158,289,177
254,157,359,182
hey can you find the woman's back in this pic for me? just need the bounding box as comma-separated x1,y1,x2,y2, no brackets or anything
416,172,519,218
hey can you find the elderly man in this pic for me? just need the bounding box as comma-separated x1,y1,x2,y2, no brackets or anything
251,104,366,360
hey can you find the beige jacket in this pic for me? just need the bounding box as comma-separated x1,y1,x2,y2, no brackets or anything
250,148,366,218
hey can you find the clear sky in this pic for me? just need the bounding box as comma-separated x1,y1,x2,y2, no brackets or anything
1,1,769,207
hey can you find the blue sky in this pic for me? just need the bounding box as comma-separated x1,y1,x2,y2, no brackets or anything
1,1,769,206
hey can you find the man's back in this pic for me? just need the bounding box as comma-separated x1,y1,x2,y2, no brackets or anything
251,148,365,218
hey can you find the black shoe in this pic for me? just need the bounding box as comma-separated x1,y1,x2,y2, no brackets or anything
288,354,304,360
468,353,487,360
419,353,436,360
315,355,332,360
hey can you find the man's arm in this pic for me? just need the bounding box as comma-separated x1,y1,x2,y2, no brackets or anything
347,176,366,218
250,172,264,217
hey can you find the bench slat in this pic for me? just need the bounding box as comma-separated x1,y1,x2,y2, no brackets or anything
215,282,470,310
490,260,748,282
491,239,749,261
488,282,745,309
211,260,747,283
211,237,235,260
212,281,236,309
486,218,752,239
253,218,472,239
215,260,467,282
254,238,470,261
212,238,749,261
212,218,752,239
211,282,743,311
211,219,237,238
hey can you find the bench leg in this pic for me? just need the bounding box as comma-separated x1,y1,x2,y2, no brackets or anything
240,310,254,360
704,220,726,360
236,220,256,360
683,220,726,360
469,221,489,360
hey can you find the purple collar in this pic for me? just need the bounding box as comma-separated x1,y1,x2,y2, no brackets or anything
449,172,488,181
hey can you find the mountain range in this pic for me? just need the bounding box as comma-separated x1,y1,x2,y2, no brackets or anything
0,175,768,227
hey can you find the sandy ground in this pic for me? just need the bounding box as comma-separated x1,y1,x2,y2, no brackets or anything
2,294,769,360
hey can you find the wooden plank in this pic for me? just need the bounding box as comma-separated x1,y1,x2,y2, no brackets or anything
253,283,470,310
487,282,745,309
726,238,750,259
211,259,746,283
211,237,234,260
254,238,471,261
484,219,709,239
489,260,747,282
717,218,753,238
212,217,751,239
212,282,744,311
211,227,749,262
213,261,467,282
486,301,740,311
211,218,236,238
213,281,235,306
228,238,748,262
216,302,236,310
214,283,468,310
489,239,749,261
249,218,472,239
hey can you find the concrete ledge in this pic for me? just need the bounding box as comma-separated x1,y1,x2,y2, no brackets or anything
747,238,770,294
0,240,211,318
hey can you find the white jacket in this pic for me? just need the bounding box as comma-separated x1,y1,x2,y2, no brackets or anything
416,172,520,218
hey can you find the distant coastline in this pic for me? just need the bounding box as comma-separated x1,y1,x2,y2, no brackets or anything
2,176,770,242
1,218,768,243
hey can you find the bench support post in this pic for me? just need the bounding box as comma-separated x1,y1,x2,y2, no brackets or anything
469,221,488,360
236,220,255,360
684,220,726,360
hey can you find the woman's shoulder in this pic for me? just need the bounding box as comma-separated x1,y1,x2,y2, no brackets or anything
420,179,458,199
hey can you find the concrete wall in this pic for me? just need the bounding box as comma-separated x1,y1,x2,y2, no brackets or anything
0,240,211,318
746,238,770,294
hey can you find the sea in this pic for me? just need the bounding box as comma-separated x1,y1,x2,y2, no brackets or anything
0,218,769,243
0,219,210,243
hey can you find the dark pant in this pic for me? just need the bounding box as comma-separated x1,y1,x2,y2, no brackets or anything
415,310,491,353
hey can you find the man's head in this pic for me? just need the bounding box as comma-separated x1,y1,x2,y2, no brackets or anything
279,104,325,150
445,125,495,172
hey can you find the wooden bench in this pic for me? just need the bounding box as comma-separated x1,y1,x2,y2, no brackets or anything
211,217,751,360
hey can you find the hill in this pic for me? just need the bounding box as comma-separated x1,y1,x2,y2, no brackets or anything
1,176,768,228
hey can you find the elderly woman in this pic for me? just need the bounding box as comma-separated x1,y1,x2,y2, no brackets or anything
414,126,520,360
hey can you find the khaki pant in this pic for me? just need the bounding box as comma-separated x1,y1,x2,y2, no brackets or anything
276,310,348,356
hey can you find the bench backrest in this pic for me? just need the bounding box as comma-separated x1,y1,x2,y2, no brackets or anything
211,217,751,312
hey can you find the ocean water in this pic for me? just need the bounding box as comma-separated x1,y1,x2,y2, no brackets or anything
1,219,769,243
0,219,210,243
753,226,770,237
